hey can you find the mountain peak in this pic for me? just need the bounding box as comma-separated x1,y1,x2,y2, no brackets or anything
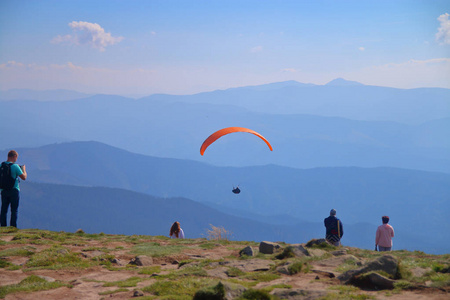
325,78,364,86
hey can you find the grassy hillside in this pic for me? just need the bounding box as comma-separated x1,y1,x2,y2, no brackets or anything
0,228,448,299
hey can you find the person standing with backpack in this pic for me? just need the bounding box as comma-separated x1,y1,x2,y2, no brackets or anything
1,150,27,228
324,208,344,246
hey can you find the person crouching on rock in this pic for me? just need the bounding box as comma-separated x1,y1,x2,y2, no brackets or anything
169,221,185,239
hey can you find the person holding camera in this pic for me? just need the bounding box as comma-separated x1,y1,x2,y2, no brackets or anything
1,150,27,228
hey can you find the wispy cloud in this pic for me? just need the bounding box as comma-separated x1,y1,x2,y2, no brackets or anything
250,45,263,53
52,21,124,51
281,68,297,73
436,13,450,45
359,47,365,51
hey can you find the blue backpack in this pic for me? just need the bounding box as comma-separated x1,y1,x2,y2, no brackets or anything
0,162,16,190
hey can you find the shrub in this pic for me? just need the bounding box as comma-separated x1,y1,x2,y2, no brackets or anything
275,246,296,260
239,289,271,300
193,282,225,300
288,261,304,275
206,224,232,241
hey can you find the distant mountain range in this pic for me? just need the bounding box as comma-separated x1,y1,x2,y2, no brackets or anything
0,89,92,101
10,141,450,254
143,79,450,124
0,80,449,172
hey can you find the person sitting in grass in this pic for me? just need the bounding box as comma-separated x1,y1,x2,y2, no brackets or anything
169,221,185,239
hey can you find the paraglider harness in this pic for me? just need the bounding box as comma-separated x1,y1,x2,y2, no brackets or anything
232,186,240,194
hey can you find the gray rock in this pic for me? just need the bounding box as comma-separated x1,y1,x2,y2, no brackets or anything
271,288,328,299
331,249,347,256
129,255,153,266
220,259,274,272
222,282,246,300
133,290,144,297
352,272,396,290
338,255,398,285
111,258,125,266
239,246,254,257
193,281,246,300
307,248,327,257
81,250,104,258
411,267,431,278
259,241,281,254
290,244,310,257
206,267,229,279
305,238,327,248
312,269,336,278
276,262,291,275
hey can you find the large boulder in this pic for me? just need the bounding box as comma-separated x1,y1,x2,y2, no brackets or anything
351,272,396,290
239,246,254,257
259,241,281,254
338,255,398,285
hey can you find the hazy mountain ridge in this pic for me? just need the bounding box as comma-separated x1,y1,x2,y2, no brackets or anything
142,80,450,124
0,89,92,101
9,141,450,254
0,88,449,172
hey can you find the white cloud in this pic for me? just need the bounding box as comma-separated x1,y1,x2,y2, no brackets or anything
250,45,263,53
436,13,450,45
281,68,297,73
52,21,123,51
359,47,365,51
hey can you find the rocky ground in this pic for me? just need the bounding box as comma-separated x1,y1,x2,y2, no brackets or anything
0,228,448,299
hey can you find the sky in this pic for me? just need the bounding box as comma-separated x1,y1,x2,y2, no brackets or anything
0,0,449,96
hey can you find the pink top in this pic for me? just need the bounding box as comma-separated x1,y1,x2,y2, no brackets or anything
376,224,394,247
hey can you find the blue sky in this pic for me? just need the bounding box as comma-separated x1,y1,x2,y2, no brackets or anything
0,0,449,96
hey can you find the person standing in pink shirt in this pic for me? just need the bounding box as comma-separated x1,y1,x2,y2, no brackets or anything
375,216,394,251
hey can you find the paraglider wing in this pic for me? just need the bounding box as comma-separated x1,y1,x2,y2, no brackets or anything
200,127,273,155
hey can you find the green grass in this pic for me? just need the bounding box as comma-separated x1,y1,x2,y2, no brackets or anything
0,275,68,299
242,271,281,282
0,246,34,257
131,242,185,257
0,226,18,234
25,246,92,270
98,288,129,295
0,259,12,268
138,266,162,275
324,285,375,300
239,288,272,300
142,277,218,299
103,276,145,287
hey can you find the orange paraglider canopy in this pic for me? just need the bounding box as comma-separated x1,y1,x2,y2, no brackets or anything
200,127,273,155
